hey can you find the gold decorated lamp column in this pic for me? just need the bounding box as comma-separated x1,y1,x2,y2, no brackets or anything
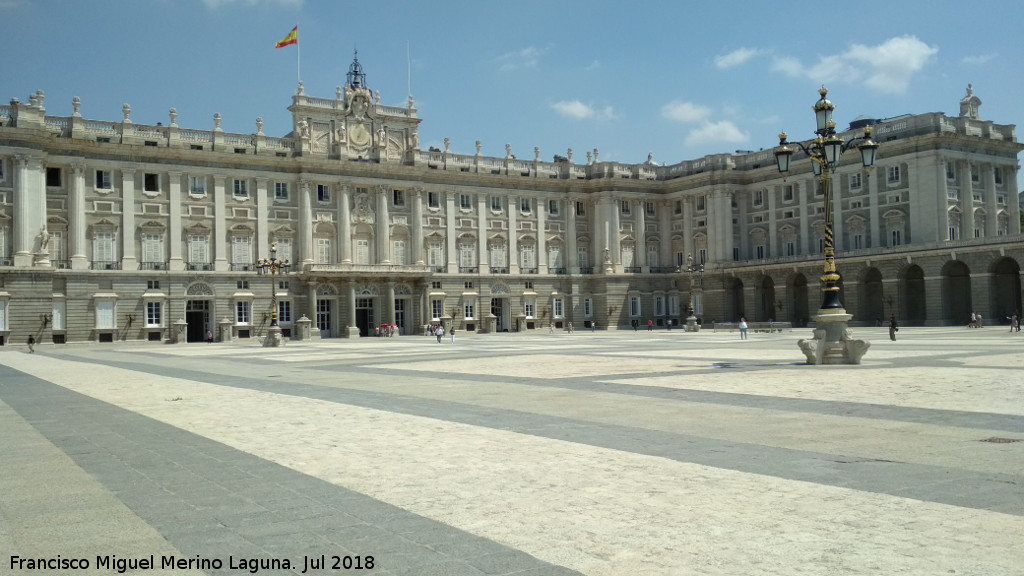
256,242,291,347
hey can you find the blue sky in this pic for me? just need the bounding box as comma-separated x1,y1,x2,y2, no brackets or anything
3,0,1023,169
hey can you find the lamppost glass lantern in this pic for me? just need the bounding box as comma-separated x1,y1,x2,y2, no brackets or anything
256,243,291,327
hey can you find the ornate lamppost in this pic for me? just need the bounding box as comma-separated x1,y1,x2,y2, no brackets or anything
256,242,290,347
683,253,704,332
774,86,878,364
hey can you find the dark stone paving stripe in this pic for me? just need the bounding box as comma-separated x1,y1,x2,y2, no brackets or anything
52,356,1024,517
0,365,584,576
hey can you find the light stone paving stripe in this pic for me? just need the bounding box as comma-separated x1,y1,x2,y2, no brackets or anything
1,354,1021,576
0,400,208,576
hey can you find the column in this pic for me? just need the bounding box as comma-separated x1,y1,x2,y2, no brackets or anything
477,193,488,273
168,171,183,271
798,180,810,254
983,163,998,237
339,184,352,263
255,177,269,260
706,191,720,263
445,191,457,273
412,187,424,265
961,161,972,240
610,197,621,268
298,180,313,268
508,195,518,274
346,279,357,336
659,200,672,268
13,155,36,265
867,169,881,248
376,184,391,264
213,175,228,271
634,199,646,270
683,197,693,263
767,186,778,257
70,162,89,269
386,281,396,325
566,196,578,273
120,167,137,270
1007,163,1021,235
537,195,547,274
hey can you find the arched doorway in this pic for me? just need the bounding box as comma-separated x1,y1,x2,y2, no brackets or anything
861,268,884,325
756,276,776,321
941,260,972,325
725,278,745,321
991,257,1022,323
789,273,810,327
900,265,926,325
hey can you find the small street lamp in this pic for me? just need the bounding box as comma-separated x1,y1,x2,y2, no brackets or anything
256,242,290,346
683,253,704,332
774,86,878,364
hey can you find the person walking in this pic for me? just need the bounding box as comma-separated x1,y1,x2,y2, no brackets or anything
206,330,213,344
647,319,653,331
449,326,456,344
27,335,35,353
591,321,597,333
436,326,444,344
889,314,899,341
738,317,748,340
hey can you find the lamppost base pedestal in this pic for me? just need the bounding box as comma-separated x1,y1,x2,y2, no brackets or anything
263,326,284,347
685,316,700,332
797,309,870,365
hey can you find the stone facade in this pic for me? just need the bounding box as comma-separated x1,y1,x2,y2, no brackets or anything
1,69,1022,344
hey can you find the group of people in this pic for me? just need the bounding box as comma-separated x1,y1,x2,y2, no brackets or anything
427,324,455,343
968,312,984,328
375,323,398,337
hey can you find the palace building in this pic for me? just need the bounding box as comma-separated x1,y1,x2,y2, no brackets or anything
0,56,1022,345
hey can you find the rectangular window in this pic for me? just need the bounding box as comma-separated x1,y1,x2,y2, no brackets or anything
51,301,65,330
142,233,163,264
971,164,980,183
755,245,765,259
0,300,7,331
630,296,641,317
233,179,248,198
853,234,863,249
949,227,957,241
236,301,250,324
519,245,536,270
316,238,331,264
96,301,115,329
278,301,292,324
460,194,471,210
887,165,901,184
621,200,631,215
548,200,559,216
946,162,956,180
431,299,443,320
553,298,564,318
891,229,902,246
275,182,289,200
655,296,665,317
783,185,794,201
524,299,535,318
231,236,251,266
94,231,115,263
815,182,824,196
674,200,683,215
46,167,62,187
144,173,159,192
459,243,476,268
146,302,162,327
392,240,407,265
645,202,655,216
520,198,531,213
786,241,796,256
698,248,707,265
696,195,706,211
576,201,586,216
849,173,862,190
491,196,502,211
584,298,593,318
994,167,1004,186
188,235,209,265
428,192,440,208
95,170,112,189
393,189,405,206
317,184,330,203
463,301,475,319
733,247,740,261
190,176,206,195
753,190,763,206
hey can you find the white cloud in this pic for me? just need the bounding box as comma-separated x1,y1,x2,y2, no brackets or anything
771,35,938,94
585,60,601,71
962,53,997,65
496,46,545,72
715,47,761,69
684,121,749,148
551,100,616,121
661,101,711,123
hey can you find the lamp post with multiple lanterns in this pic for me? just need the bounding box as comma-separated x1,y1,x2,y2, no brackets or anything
683,253,704,332
774,86,878,364
256,242,290,347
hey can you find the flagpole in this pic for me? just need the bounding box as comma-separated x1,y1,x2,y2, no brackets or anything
296,23,301,85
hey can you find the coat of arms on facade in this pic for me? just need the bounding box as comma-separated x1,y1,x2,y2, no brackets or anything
353,188,374,224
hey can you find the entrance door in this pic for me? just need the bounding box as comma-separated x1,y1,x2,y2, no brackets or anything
316,299,332,338
491,298,507,332
394,299,406,335
355,298,374,337
185,300,210,342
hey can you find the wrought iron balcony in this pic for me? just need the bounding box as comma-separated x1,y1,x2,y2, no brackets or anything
186,262,212,271
91,261,120,270
140,261,167,270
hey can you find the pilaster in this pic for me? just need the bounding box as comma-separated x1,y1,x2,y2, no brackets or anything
445,191,457,273
339,184,352,263
376,184,391,264
537,196,547,274
120,167,137,270
213,175,228,271
168,171,184,271
69,162,89,269
412,187,424,265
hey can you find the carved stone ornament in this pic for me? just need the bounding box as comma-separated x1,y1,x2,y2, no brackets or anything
352,188,375,224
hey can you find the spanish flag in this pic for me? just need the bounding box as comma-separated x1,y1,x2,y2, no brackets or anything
275,26,298,49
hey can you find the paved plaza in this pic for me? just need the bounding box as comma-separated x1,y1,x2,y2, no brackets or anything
1,326,1022,575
